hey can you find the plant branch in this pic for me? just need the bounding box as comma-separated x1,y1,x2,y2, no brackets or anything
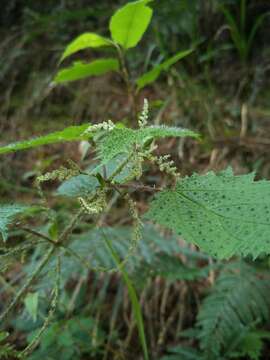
19,256,61,359
19,227,58,247
115,43,137,122
0,245,55,324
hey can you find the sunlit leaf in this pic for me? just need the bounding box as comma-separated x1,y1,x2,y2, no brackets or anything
60,32,112,62
136,49,193,90
109,0,153,49
54,58,119,83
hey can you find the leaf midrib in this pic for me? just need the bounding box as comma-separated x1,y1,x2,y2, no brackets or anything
177,190,270,227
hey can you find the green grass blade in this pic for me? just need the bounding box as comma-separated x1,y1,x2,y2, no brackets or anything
104,235,149,360
247,12,270,56
240,0,246,34
220,4,246,61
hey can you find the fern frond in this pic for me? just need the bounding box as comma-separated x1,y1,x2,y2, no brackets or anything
197,263,270,359
147,168,270,259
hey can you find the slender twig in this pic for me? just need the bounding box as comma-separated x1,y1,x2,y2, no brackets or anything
20,227,58,247
58,208,84,244
0,245,55,324
66,276,85,316
0,241,46,259
115,43,137,121
19,256,61,359
0,173,87,330
63,245,112,273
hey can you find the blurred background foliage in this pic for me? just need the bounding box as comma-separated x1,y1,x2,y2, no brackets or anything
1,1,270,359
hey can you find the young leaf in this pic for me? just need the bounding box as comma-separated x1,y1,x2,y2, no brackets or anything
98,125,198,163
24,292,39,322
60,33,112,62
0,124,91,155
146,168,270,259
109,0,153,49
136,49,193,90
0,204,31,241
54,58,119,83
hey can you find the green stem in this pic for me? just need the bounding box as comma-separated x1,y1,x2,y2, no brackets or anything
115,43,137,122
1,207,83,325
19,256,61,359
0,246,55,324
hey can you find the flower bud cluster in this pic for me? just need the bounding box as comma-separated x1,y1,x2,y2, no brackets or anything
83,120,115,135
138,98,149,128
146,151,179,177
124,194,142,255
156,155,179,176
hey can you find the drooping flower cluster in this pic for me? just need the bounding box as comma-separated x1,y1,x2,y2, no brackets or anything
78,189,107,215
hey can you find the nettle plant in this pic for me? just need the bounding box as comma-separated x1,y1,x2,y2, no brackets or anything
1,1,270,359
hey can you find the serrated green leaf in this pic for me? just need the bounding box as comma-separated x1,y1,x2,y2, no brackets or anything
60,33,112,62
0,204,31,241
146,168,270,259
98,125,198,163
57,174,99,198
136,49,193,90
0,124,90,155
54,58,119,83
24,292,39,323
109,0,153,49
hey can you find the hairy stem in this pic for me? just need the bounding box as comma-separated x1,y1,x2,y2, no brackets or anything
115,44,137,122
19,256,61,359
0,245,55,324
